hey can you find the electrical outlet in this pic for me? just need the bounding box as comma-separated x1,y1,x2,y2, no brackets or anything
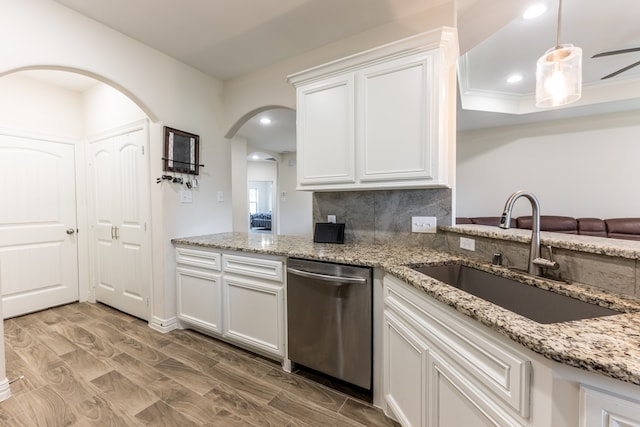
217,191,224,202
460,237,476,251
327,215,336,223
411,216,437,233
180,190,192,203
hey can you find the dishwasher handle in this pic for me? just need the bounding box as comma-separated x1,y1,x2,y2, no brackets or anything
287,267,367,285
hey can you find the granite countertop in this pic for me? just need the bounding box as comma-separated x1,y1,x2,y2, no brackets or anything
172,232,640,386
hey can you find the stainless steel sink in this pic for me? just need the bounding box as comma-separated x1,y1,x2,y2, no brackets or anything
411,264,621,324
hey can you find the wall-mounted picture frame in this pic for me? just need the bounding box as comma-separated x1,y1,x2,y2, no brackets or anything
163,127,200,175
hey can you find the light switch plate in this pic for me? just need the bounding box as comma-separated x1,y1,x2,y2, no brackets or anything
412,216,437,233
180,190,192,203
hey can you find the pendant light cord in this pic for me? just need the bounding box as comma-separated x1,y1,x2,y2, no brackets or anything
556,0,562,48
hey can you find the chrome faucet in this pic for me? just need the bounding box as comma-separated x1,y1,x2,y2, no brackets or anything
499,191,559,276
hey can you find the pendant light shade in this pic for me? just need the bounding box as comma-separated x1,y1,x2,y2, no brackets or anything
536,44,582,107
535,0,582,108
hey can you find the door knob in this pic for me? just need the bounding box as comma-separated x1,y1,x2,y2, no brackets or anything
66,228,76,235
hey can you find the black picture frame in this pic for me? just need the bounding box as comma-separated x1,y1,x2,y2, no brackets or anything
163,127,200,175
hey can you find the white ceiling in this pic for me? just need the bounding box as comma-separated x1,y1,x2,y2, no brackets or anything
52,0,450,81
33,0,640,148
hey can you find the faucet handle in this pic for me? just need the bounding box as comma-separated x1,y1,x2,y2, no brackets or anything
533,246,560,270
546,245,555,262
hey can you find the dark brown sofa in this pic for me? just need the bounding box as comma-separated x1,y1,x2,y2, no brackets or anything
456,215,640,241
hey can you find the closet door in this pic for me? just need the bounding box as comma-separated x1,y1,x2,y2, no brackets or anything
88,122,150,320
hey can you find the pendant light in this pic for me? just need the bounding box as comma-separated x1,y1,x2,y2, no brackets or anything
535,0,582,107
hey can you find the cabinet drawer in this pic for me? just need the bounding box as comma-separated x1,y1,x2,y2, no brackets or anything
384,274,531,418
176,246,221,270
222,254,284,282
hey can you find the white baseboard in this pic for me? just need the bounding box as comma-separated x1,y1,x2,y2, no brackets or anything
0,378,11,402
148,316,179,333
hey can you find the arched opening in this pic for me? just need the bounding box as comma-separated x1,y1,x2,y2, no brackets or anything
227,106,312,237
0,68,154,321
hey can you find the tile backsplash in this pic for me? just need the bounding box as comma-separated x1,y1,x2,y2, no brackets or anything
313,188,452,246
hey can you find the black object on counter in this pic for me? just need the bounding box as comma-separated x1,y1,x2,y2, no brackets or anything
314,223,345,244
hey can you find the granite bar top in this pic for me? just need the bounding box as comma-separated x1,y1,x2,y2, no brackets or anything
442,224,640,260
172,232,640,386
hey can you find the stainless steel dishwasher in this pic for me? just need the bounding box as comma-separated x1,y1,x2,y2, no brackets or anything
287,258,372,390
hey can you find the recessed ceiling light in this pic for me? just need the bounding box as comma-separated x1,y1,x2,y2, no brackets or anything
260,117,271,125
252,154,260,160
507,74,523,84
523,4,547,20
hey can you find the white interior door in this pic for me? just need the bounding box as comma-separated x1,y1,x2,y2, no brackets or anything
0,133,79,318
88,123,150,320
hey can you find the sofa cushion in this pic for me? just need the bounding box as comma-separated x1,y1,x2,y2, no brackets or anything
455,217,473,224
470,216,517,228
516,216,578,234
577,218,607,237
606,218,640,241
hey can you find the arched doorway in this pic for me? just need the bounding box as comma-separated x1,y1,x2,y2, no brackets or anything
0,69,153,320
227,106,312,237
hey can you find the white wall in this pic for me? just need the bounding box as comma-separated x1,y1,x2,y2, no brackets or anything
278,153,312,237
457,110,640,219
1,0,231,328
248,160,278,182
0,73,84,138
231,136,249,232
82,83,147,136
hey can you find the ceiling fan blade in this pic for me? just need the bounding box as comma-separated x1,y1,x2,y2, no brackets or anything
592,47,640,58
601,60,640,79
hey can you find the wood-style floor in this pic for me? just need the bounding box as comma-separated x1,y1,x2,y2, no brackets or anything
0,302,399,426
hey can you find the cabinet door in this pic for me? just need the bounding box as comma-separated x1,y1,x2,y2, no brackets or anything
580,385,640,427
384,310,428,427
358,53,438,185
296,74,355,188
222,275,284,357
176,267,222,334
428,351,523,427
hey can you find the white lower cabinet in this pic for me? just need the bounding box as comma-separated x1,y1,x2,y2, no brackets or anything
175,245,285,362
384,310,429,427
176,266,222,334
383,274,530,427
176,247,222,334
580,385,640,427
381,274,640,427
222,274,284,358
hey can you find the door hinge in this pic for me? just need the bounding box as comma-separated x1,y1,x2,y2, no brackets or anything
146,296,150,307
141,146,145,155
144,222,147,231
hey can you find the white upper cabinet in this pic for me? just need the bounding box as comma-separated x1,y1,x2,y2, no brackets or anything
296,74,356,186
288,27,458,191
